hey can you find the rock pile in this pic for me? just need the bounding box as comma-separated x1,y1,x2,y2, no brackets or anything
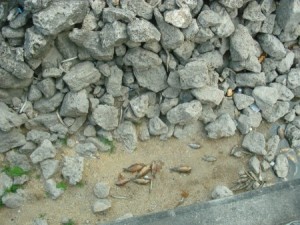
0,0,300,209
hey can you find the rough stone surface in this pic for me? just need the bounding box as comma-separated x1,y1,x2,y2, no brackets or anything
94,182,110,199
44,179,64,200
235,72,266,88
242,131,267,155
211,185,233,199
0,129,26,153
60,90,89,117
0,172,13,196
257,34,286,59
100,21,128,48
26,130,51,144
40,159,59,179
30,139,56,164
114,121,137,152
128,18,161,42
93,199,111,213
75,143,97,156
92,105,119,131
0,102,25,132
130,95,149,118
62,156,84,185
274,154,289,178
205,113,236,139
252,86,279,110
149,117,168,136
191,86,224,106
249,156,261,174
2,191,25,208
164,6,193,29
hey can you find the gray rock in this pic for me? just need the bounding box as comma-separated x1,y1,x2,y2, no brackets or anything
128,18,161,42
44,179,64,200
60,90,89,117
94,182,110,199
2,27,25,39
243,1,266,22
0,67,32,89
2,191,25,208
75,143,97,156
30,140,56,164
197,9,221,28
205,113,236,139
100,21,128,48
173,41,195,64
68,116,86,135
269,83,294,101
86,137,112,152
164,5,192,28
249,156,260,174
114,121,137,152
37,78,56,99
261,0,276,14
261,101,290,123
0,172,13,196
40,159,59,179
91,105,119,131
33,0,89,36
0,129,26,153
139,120,150,141
154,8,184,49
63,62,101,92
167,100,202,125
160,98,179,115
115,213,134,222
32,218,49,225
235,72,266,88
178,60,209,89
199,105,217,124
93,199,111,213
236,114,252,134
121,0,153,20
33,93,64,113
287,68,300,89
149,117,168,136
69,29,114,61
211,185,233,199
233,94,255,110
26,130,51,144
277,51,295,74
0,102,25,132
62,156,84,185
242,131,267,155
218,0,244,9
191,86,224,106
274,154,289,178
102,8,135,23
42,68,63,78
252,86,279,110
230,25,257,61
83,125,96,137
143,41,162,53
106,66,123,97
100,94,114,106
285,109,296,122
28,85,43,102
19,141,37,154
257,34,286,60
261,14,276,34
130,95,149,118
5,150,31,172
173,121,202,139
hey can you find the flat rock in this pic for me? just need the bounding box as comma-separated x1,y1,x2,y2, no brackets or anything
235,72,266,88
94,182,110,199
93,199,111,213
233,94,255,110
252,86,279,110
30,139,56,164
242,131,267,155
91,105,119,131
0,102,25,132
0,129,26,153
114,121,137,152
257,34,286,60
211,185,233,199
164,5,193,28
274,154,289,178
63,62,101,92
191,86,224,106
205,113,236,139
60,90,89,117
128,18,161,42
62,156,84,185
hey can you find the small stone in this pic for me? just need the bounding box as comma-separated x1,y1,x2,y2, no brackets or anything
265,135,280,162
2,191,25,208
62,156,84,185
44,179,64,200
75,143,97,156
164,5,192,28
94,182,110,199
269,83,294,101
100,21,128,48
211,185,233,199
37,78,56,98
205,113,236,139
191,86,224,106
288,68,300,89
127,18,161,42
114,121,137,152
160,98,179,115
40,159,59,179
86,137,112,152
257,34,286,60
5,151,31,172
261,160,271,171
30,140,56,164
130,95,149,118
197,9,221,28
0,102,25,132
249,156,260,174
60,90,89,117
233,94,255,110
242,131,267,155
106,66,123,97
274,154,289,178
26,130,51,144
93,199,111,213
102,8,135,23
91,105,119,131
252,86,279,110
235,72,266,88
243,1,266,22
149,117,168,136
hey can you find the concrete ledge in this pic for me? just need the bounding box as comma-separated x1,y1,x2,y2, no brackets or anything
103,179,300,225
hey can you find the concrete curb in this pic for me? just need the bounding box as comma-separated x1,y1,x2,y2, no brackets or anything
103,179,300,225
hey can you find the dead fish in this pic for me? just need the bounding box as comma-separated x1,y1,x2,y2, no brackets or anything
151,160,163,177
123,163,146,173
188,143,201,149
133,178,150,185
115,173,131,186
170,165,192,174
136,164,151,178
202,155,217,162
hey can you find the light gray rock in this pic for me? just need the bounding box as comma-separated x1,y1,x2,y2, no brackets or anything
0,129,26,153
199,105,217,124
277,51,295,74
40,159,59,179
191,86,224,106
26,130,51,144
30,140,56,164
173,121,202,139
94,182,110,198
75,143,97,156
0,102,25,132
260,14,276,34
164,5,193,28
261,0,276,14
5,151,31,172
68,116,86,135
121,0,153,20
249,156,260,174
44,179,64,200
243,1,266,22
205,113,236,139
269,83,294,101
2,191,25,208
235,72,266,88
37,78,56,99
115,213,134,222
154,8,184,50
173,41,195,64
0,172,13,196
60,90,89,117
86,137,112,152
233,94,255,110
148,117,168,136
211,185,233,199
261,101,290,123
167,100,202,125
33,0,89,36
33,93,64,113
160,98,179,115
102,8,135,23
93,199,111,213
252,86,279,110
106,66,123,97
130,95,149,118
274,154,289,178
128,18,161,42
218,0,244,9
100,21,128,48
237,114,253,134
91,105,119,131
114,121,137,152
197,9,221,28
285,109,296,122
257,34,286,60
143,41,162,53
178,60,209,89
0,67,32,89
42,68,63,78
62,156,84,185
83,125,96,137
242,131,267,155
287,68,300,89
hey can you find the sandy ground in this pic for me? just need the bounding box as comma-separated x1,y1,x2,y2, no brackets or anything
0,122,276,225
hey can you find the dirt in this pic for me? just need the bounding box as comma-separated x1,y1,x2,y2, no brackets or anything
0,121,276,225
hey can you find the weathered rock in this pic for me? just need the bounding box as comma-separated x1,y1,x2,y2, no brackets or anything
269,83,294,101
164,5,193,28
114,121,137,152
205,113,236,139
44,179,64,200
249,156,260,174
261,101,290,123
173,41,195,64
252,86,279,110
167,100,202,125
191,86,224,106
0,102,25,132
75,143,97,156
63,62,101,92
257,34,286,59
60,90,89,117
128,18,161,42
102,8,135,23
121,0,153,20
33,93,64,113
149,117,168,136
93,199,111,213
233,94,255,110
40,159,59,179
94,182,110,199
130,95,149,118
106,66,123,97
0,129,26,153
274,154,289,178
0,172,13,196
30,140,56,164
26,130,51,144
243,1,266,22
197,9,221,28
5,151,31,172
218,0,244,9
287,68,300,89
37,78,56,99
160,98,179,115
2,191,25,208
211,185,233,199
242,131,267,155
235,72,266,88
86,137,112,152
92,105,119,131
33,0,89,36
100,21,128,48
62,156,84,185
